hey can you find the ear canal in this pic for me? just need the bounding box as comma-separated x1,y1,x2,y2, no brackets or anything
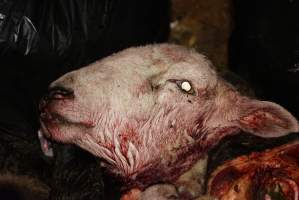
237,99,299,138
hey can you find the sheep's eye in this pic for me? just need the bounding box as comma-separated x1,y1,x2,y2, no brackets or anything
168,79,195,95
181,81,192,92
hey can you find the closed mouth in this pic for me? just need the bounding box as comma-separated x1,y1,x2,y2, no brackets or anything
40,110,72,125
38,110,69,148
40,108,95,130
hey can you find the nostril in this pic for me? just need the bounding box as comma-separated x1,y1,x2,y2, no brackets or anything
47,86,74,100
39,98,48,112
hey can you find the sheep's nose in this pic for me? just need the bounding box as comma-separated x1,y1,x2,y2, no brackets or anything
39,86,74,111
46,86,74,100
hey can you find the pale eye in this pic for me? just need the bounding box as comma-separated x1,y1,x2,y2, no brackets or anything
181,81,192,92
177,80,195,95
167,79,195,95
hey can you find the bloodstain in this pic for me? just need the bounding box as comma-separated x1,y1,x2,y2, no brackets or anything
240,109,288,131
209,140,299,200
281,144,299,166
119,125,140,155
210,166,242,197
133,79,152,97
161,46,186,63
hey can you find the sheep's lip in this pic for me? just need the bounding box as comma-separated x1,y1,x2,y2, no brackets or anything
38,129,53,157
38,109,95,157
38,110,61,158
40,109,95,128
40,110,73,125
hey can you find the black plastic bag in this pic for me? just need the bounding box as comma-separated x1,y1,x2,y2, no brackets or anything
0,0,170,199
0,0,170,135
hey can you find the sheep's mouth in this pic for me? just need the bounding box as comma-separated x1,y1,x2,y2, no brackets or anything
38,110,71,158
38,111,74,158
40,110,77,126
38,108,95,157
40,108,95,129
38,129,54,157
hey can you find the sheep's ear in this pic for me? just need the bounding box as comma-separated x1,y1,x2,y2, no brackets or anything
237,99,299,137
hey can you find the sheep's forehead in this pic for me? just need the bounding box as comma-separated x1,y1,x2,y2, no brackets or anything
83,44,218,89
